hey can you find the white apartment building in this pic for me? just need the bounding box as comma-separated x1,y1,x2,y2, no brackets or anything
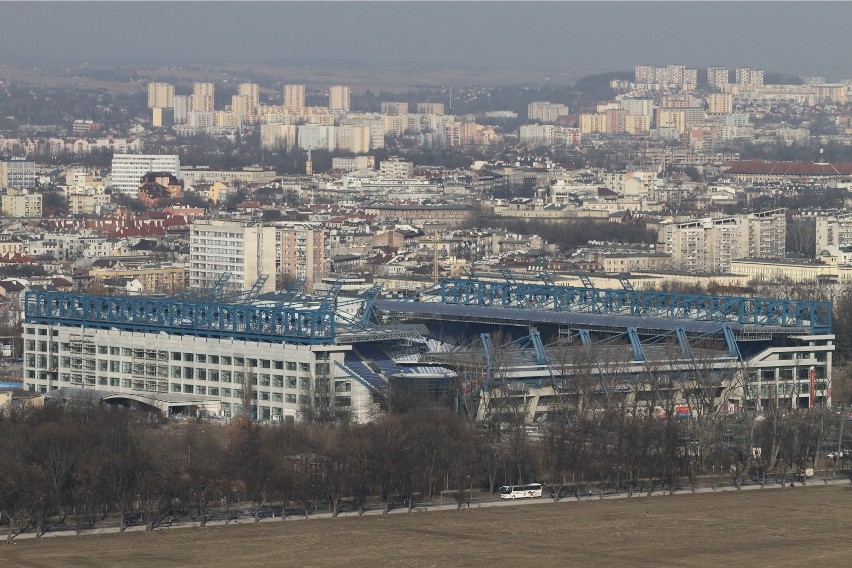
736,67,764,87
527,101,568,123
298,125,335,151
109,154,180,197
707,66,730,89
189,219,277,293
815,212,852,257
379,157,414,179
519,124,555,146
0,158,36,189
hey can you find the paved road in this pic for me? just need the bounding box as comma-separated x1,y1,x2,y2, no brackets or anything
8,476,850,541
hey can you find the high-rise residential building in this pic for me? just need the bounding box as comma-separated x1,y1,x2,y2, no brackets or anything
707,93,733,114
416,102,444,116
237,83,259,118
110,154,180,197
527,101,569,123
260,124,298,150
0,158,36,189
336,125,371,153
298,125,335,151
736,67,764,87
579,113,608,134
620,98,654,118
147,82,175,109
707,66,730,89
275,222,325,291
328,85,351,111
658,210,786,272
173,95,190,124
283,84,305,109
192,82,215,112
380,102,408,115
189,219,277,293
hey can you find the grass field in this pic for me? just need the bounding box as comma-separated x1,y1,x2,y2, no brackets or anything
4,485,850,567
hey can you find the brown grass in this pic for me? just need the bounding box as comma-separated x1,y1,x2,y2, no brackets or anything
5,485,851,568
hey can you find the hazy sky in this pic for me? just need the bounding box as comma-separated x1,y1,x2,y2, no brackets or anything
3,2,852,77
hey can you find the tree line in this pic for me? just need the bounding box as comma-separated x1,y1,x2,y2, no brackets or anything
1,386,846,540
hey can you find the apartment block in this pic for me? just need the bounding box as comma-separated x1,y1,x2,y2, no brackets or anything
707,93,733,114
659,209,786,272
1,188,42,217
189,219,277,293
110,154,180,197
707,66,730,89
192,82,215,112
381,102,409,115
528,101,568,123
417,102,445,116
147,82,175,109
283,84,305,110
329,86,351,112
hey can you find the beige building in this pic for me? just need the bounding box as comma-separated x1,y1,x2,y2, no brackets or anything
417,102,444,115
707,93,733,114
1,189,42,217
192,82,215,112
68,193,111,215
147,82,175,109
656,108,687,133
260,124,298,150
329,85,351,111
580,113,608,134
238,83,259,116
283,84,306,110
336,125,371,153
275,222,325,291
89,264,188,294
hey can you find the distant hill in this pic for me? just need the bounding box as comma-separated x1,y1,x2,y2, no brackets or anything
573,71,633,101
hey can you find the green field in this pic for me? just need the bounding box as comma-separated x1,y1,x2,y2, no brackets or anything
4,485,850,567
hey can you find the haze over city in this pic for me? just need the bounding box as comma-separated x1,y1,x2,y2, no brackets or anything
2,2,852,77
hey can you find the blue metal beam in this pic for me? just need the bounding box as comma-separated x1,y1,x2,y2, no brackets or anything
627,327,645,362
529,330,547,365
578,329,592,350
24,291,335,345
722,325,741,359
437,278,832,333
674,327,692,358
480,332,494,380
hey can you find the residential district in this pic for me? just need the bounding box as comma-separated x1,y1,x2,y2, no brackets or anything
1,63,851,426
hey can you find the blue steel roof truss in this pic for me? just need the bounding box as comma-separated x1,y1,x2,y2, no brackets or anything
24,291,335,345
438,279,831,333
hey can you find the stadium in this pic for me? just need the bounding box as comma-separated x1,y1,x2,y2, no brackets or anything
22,272,835,423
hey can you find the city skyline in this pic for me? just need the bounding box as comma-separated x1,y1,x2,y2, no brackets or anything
2,2,852,77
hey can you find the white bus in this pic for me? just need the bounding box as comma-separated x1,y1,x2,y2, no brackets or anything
499,483,543,499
